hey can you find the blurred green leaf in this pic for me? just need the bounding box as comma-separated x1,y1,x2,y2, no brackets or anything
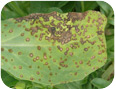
75,2,81,12
15,81,25,89
47,7,63,13
107,38,114,49
61,1,76,12
1,69,18,88
7,1,27,16
108,18,114,25
96,1,113,17
102,63,114,80
91,78,111,88
84,1,98,11
57,1,69,8
1,8,19,20
54,81,82,89
29,1,59,13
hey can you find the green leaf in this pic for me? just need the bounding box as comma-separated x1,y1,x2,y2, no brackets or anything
107,38,114,49
57,1,69,8
1,9,20,20
7,1,27,16
108,18,114,25
1,11,107,86
61,1,76,12
91,78,111,88
54,81,82,89
29,1,58,13
102,63,114,80
1,69,18,88
47,7,63,13
96,1,113,16
15,81,25,89
83,1,98,11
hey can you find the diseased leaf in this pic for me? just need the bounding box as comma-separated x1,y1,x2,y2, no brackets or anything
1,10,107,86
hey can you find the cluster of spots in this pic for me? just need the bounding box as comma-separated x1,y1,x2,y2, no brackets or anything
59,59,68,68
1,56,8,62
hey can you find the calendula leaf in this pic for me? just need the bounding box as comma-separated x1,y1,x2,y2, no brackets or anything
1,10,107,86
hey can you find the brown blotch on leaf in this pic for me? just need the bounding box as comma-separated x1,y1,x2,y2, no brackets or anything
69,52,73,56
1,48,4,51
5,59,8,62
21,33,24,36
91,56,95,59
33,58,36,62
1,56,5,59
80,38,86,45
84,48,88,51
36,71,40,75
19,66,22,69
43,53,47,60
18,52,22,55
30,77,34,80
76,65,79,68
13,66,16,69
49,47,52,51
97,31,103,35
4,24,7,27
37,46,41,50
74,72,78,75
53,59,56,62
49,72,53,76
36,56,39,60
20,74,23,78
8,49,13,53
79,60,83,64
9,29,13,33
49,80,51,82
26,38,30,42
18,24,21,27
45,62,48,65
29,53,33,57
29,65,32,68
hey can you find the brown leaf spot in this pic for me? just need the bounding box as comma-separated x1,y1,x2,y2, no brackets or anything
30,77,34,80
84,48,88,51
26,38,30,42
37,46,41,50
8,49,13,53
20,74,23,78
18,52,22,55
79,60,83,64
36,71,40,75
29,53,33,57
91,56,95,59
9,29,13,33
1,48,4,51
21,33,24,36
19,66,22,69
74,72,78,75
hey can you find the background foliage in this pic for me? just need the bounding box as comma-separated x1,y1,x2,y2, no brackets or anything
1,1,114,89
